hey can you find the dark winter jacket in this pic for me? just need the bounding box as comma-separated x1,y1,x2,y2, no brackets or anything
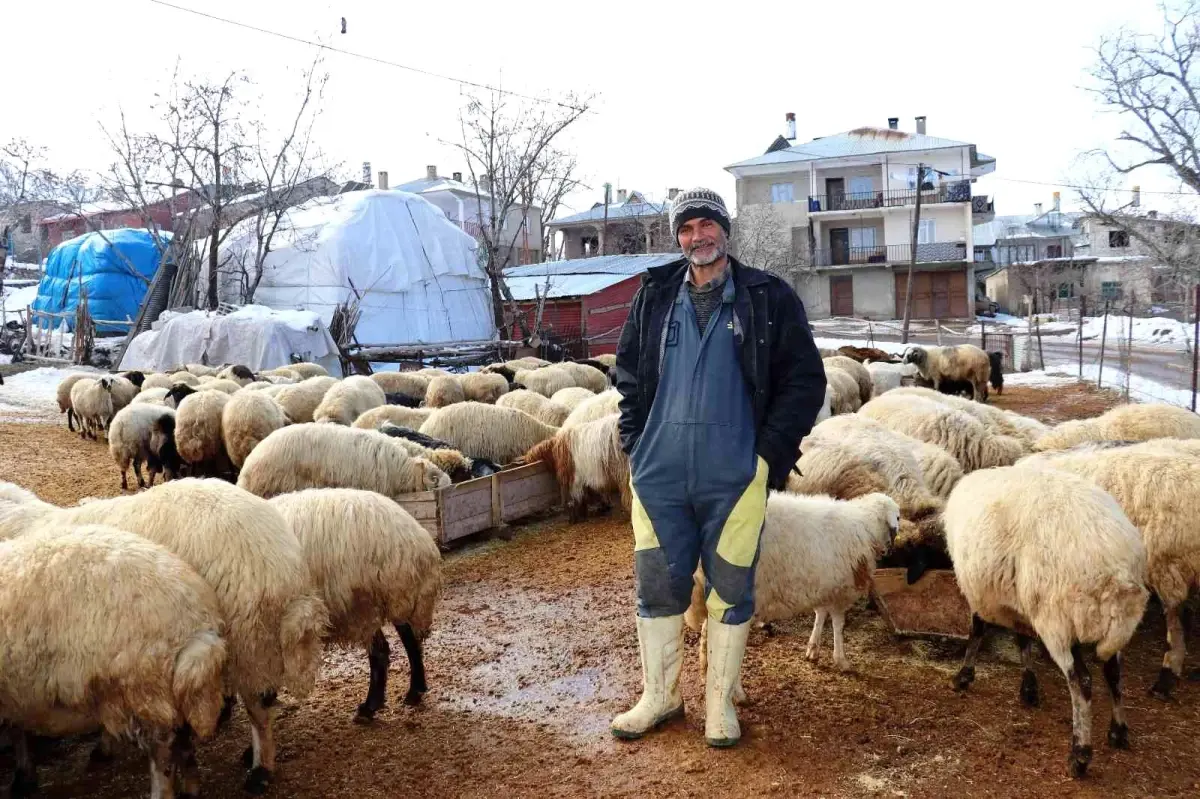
614,256,828,491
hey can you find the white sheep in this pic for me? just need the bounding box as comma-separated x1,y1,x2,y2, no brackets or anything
562,388,621,429
132,386,170,406
0,479,328,792
902,344,991,402
496,389,572,427
859,393,1025,472
141,373,175,391
280,362,329,379
0,524,227,798
424,375,466,408
419,402,558,464
56,372,92,432
823,356,873,405
551,361,607,393
269,489,442,721
1019,446,1200,700
813,384,833,425
352,405,435,431
458,371,511,404
944,464,1148,778
1033,402,1200,452
379,425,498,483
889,386,1046,446
824,368,862,415
415,367,451,378
168,371,202,388
70,377,114,440
202,378,244,395
523,413,629,522
370,371,430,400
237,423,451,500
108,403,182,490
550,386,597,412
222,390,289,470
866,360,918,396
272,376,337,424
685,492,900,686
313,375,386,425
184,363,221,377
515,367,575,398
108,374,141,416
174,389,232,477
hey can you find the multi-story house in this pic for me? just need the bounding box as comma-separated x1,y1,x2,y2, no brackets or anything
396,166,542,266
546,189,675,260
725,115,996,319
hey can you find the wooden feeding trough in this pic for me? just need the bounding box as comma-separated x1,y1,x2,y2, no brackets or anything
394,460,561,548
872,568,973,640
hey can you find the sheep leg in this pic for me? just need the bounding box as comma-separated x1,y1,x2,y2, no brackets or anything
1018,634,1040,708
1102,653,1130,750
243,691,277,795
133,457,148,490
355,629,391,722
831,609,851,672
1063,643,1094,778
146,735,177,799
171,725,201,798
88,729,118,770
67,407,75,432
10,728,38,798
1151,602,1185,701
805,609,828,662
216,694,238,730
396,622,428,705
120,462,130,491
953,614,989,691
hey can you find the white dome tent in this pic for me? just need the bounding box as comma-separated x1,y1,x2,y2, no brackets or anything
213,189,494,346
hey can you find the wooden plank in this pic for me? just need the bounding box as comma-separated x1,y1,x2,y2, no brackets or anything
439,476,496,544
872,568,972,640
499,461,561,522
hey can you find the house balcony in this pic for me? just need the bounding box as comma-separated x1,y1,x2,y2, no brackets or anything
971,194,995,222
807,180,972,213
812,241,969,268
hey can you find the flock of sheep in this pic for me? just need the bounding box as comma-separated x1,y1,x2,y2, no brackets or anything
6,339,1200,794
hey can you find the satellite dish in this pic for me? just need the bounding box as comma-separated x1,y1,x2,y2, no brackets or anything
340,17,347,34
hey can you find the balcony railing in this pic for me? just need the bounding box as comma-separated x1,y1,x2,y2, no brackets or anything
812,241,969,267
807,180,971,212
971,195,994,214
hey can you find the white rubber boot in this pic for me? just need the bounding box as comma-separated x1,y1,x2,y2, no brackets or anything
611,614,685,739
705,619,751,747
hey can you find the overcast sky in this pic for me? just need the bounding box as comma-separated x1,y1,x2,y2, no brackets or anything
7,0,1191,221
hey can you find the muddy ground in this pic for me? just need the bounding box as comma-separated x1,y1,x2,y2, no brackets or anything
3,382,1200,798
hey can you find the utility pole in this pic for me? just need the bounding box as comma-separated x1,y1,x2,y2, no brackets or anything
900,163,924,344
600,182,611,257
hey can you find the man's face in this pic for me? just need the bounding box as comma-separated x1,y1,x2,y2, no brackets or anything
678,217,727,267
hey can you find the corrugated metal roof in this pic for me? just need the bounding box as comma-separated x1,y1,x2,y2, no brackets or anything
726,127,993,170
547,200,669,227
975,212,1084,245
503,252,680,299
394,176,482,197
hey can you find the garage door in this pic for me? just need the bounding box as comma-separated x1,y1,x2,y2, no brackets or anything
830,275,854,316
895,270,968,318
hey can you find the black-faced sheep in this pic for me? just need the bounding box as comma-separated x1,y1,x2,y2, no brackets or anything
268,489,442,723
378,423,501,483
108,403,183,490
217,364,257,385
902,344,991,402
0,524,227,798
945,464,1148,778
419,402,559,464
523,414,629,522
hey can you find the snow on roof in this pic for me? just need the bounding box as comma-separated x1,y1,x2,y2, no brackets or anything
727,127,994,170
504,252,680,300
548,200,670,227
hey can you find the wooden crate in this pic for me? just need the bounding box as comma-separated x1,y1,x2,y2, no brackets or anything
394,460,561,548
872,568,972,640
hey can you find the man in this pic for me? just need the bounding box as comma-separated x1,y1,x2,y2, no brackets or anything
610,187,826,747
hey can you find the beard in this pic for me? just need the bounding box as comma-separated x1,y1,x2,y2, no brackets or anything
687,237,727,267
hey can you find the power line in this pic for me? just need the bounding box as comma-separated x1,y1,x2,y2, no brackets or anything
146,0,592,114
989,175,1199,197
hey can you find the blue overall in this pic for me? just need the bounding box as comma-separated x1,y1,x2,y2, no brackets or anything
628,275,768,625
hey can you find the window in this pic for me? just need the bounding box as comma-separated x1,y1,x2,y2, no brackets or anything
850,227,877,250
770,182,794,203
847,176,873,196
1101,281,1123,300
1057,282,1075,299
917,219,935,244
1045,244,1063,258
1109,230,1130,248
908,165,934,190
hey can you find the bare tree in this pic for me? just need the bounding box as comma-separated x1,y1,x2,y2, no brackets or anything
731,204,814,286
451,88,592,328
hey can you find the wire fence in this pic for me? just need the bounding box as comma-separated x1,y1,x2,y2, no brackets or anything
810,287,1200,411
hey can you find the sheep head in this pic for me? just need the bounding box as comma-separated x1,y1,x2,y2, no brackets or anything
413,457,451,491
901,347,928,368
96,376,114,392
122,370,146,388
229,364,255,381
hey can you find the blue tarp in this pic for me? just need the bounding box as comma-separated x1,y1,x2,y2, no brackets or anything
32,229,171,332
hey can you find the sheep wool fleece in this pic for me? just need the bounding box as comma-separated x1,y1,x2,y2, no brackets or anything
630,273,767,625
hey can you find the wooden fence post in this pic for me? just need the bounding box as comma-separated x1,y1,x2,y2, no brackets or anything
1098,299,1110,388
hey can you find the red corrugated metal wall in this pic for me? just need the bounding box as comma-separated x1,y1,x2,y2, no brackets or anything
511,299,583,336
582,276,642,356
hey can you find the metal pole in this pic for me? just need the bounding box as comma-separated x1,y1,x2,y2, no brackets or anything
900,163,923,345
1098,299,1110,388
1078,295,1085,380
1035,315,1045,370
1125,302,1133,401
1192,284,1199,412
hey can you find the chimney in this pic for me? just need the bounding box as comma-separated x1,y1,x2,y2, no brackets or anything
1034,202,1043,216
785,112,796,140
1132,185,1141,207
1148,210,1159,219
915,116,927,135
362,161,371,186
1053,191,1061,211
452,171,462,183
426,165,437,180
377,171,388,190
887,117,899,130
479,173,491,194
617,188,628,204
668,188,680,201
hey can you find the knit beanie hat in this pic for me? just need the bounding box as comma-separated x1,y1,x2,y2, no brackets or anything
670,187,732,243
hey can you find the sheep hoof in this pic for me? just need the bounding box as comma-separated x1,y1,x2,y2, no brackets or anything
1107,720,1129,750
353,703,378,724
1067,744,1092,778
242,746,254,768
244,766,272,795
1019,671,1039,708
803,647,819,663
1149,668,1177,702
10,767,38,798
952,665,975,692
87,744,115,771
403,688,425,706
835,659,853,673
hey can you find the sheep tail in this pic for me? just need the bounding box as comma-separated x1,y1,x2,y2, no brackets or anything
279,593,331,698
173,630,228,738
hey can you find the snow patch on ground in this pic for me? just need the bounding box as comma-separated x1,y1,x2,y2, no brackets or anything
1000,369,1082,388
813,336,907,357
971,313,1193,349
0,365,99,421
1,283,39,314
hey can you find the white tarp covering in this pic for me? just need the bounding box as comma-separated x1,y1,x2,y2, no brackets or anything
209,190,495,345
119,305,343,376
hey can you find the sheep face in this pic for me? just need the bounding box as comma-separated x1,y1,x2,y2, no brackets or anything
415,458,452,491
902,348,928,368
230,365,255,381
165,383,197,408
122,370,146,388
150,416,183,481
97,377,114,393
